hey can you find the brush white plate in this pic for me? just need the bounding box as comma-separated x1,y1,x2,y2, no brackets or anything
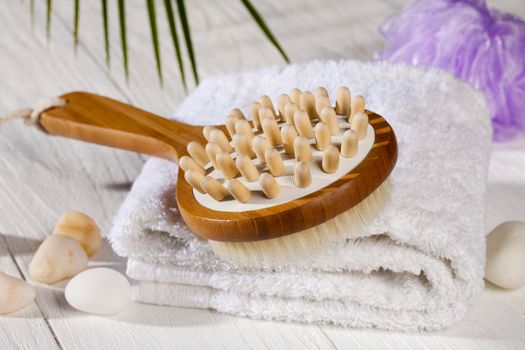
193,117,375,212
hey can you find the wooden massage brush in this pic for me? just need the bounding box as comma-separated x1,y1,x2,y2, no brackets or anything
35,88,397,265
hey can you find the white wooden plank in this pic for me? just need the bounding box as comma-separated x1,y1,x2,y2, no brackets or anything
0,236,60,349
322,283,525,350
39,293,336,350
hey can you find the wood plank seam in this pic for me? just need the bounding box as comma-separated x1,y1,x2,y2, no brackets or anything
0,232,63,349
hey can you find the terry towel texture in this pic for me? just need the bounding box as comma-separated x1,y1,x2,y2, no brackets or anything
109,60,492,331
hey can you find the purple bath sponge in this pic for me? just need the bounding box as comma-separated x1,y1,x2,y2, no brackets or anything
377,0,525,141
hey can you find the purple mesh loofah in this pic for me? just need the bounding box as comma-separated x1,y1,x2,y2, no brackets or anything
376,0,525,141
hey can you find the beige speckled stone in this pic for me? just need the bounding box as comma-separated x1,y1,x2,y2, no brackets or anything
53,211,102,256
0,271,36,314
29,235,88,284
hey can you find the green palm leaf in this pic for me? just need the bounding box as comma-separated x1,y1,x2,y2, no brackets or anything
34,0,289,85
117,0,129,79
146,0,163,85
239,0,289,63
30,0,35,29
46,0,52,41
101,0,110,66
163,0,187,89
73,0,80,51
176,0,199,84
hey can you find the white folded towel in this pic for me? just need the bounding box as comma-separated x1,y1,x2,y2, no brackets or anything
109,60,492,331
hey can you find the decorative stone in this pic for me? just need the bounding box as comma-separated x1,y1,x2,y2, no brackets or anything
53,211,102,256
0,271,36,314
65,268,131,315
485,221,525,289
29,235,88,284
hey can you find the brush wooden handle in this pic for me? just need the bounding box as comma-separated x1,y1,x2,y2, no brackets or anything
39,92,208,161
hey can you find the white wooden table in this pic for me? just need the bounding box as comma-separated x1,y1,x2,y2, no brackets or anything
1,1,525,349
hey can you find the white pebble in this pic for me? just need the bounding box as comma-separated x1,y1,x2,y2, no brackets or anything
0,271,36,314
65,268,131,315
29,235,88,284
485,221,525,289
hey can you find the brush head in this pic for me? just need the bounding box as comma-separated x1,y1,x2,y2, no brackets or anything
176,87,397,245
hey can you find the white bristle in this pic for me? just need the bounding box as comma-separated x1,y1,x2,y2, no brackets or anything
209,180,391,266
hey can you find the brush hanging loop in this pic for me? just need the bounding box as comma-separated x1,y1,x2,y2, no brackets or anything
0,97,66,127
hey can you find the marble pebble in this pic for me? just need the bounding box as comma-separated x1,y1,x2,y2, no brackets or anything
485,221,525,289
65,268,131,315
